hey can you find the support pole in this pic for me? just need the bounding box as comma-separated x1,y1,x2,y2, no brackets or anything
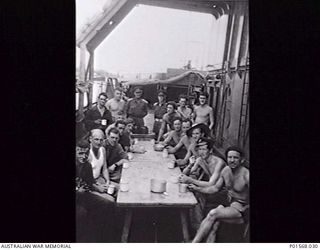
78,44,87,113
88,50,94,108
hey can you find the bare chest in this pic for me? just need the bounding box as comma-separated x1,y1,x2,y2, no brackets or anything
224,171,247,193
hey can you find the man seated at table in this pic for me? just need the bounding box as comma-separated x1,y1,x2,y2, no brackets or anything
84,93,113,132
104,112,126,136
173,118,193,159
88,129,111,187
189,146,249,243
112,119,130,152
161,117,183,147
179,137,226,187
181,118,192,135
157,101,181,142
76,139,115,242
104,127,129,183
169,123,210,168
159,117,186,159
124,117,135,146
178,137,226,231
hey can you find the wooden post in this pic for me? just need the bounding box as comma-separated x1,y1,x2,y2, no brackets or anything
222,3,235,71
78,44,87,114
88,50,94,108
121,209,133,243
180,209,190,242
228,2,245,69
237,6,249,67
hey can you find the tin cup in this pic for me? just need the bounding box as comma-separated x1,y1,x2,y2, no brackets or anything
179,183,188,193
127,152,133,160
107,184,115,195
101,119,107,126
162,149,168,158
168,160,175,169
120,180,129,192
123,162,130,169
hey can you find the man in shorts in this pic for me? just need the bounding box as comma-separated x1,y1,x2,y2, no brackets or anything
189,146,249,242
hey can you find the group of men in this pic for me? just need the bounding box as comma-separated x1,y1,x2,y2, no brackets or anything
76,86,249,242
152,89,249,242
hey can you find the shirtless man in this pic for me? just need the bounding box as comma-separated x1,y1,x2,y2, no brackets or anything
193,92,214,130
170,123,210,167
179,137,225,187
157,101,181,142
106,87,126,122
164,118,192,159
161,117,183,147
177,95,192,120
181,119,192,135
179,137,226,231
190,146,249,243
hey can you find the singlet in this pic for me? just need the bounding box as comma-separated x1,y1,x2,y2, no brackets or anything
89,147,105,179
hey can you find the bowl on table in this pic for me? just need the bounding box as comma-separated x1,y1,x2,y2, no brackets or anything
153,143,165,152
150,179,167,193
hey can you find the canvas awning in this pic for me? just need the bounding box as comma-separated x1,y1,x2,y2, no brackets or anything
124,70,207,87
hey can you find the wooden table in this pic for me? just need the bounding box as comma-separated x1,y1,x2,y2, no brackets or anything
117,139,197,242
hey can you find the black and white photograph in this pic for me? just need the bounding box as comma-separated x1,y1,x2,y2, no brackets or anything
75,0,250,243
2,0,319,245
75,0,249,243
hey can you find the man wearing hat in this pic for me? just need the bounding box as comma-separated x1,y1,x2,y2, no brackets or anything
153,90,167,138
125,87,148,133
179,137,225,187
178,137,226,232
174,123,210,167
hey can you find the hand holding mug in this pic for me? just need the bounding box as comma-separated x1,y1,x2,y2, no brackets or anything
189,156,196,164
187,184,199,191
109,164,116,172
94,119,102,124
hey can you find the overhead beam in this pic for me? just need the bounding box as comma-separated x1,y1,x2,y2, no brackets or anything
77,0,138,51
139,0,223,17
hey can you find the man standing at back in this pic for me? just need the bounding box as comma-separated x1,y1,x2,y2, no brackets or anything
177,94,192,120
193,92,214,130
125,87,148,133
106,87,126,122
153,91,167,138
85,92,112,132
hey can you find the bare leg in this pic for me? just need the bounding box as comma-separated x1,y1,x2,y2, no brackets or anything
192,205,242,243
192,206,222,243
206,221,220,242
